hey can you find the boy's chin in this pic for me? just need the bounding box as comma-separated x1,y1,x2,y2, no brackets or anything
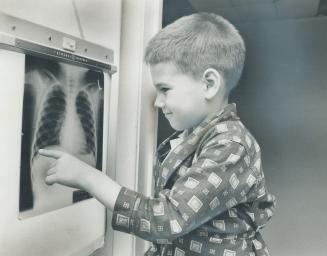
167,121,181,131
169,119,204,131
168,121,190,131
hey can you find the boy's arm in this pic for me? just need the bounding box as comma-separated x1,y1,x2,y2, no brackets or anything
38,149,122,210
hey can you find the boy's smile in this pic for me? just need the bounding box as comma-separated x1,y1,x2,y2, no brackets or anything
150,62,209,131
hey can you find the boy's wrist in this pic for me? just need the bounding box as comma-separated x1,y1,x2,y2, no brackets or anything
77,165,120,210
78,165,98,191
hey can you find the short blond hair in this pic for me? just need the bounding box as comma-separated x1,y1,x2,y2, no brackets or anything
145,13,245,92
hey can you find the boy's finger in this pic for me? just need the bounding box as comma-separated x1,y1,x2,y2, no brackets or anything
50,160,57,168
45,174,57,185
46,167,57,176
38,149,64,159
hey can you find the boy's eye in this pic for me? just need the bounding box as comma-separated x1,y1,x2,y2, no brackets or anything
160,87,170,93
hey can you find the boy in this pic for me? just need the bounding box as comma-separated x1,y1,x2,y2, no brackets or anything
40,13,276,256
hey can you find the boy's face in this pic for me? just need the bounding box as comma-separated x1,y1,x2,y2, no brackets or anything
150,62,209,131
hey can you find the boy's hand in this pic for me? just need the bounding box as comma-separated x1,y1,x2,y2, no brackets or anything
38,149,93,189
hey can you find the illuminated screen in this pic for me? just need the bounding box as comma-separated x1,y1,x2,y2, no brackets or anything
19,55,104,217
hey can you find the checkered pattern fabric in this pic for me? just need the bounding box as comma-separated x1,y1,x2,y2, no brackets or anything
112,104,276,256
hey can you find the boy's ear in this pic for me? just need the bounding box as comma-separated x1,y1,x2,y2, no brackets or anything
202,68,222,100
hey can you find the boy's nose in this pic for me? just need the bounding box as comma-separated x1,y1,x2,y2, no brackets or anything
154,94,164,108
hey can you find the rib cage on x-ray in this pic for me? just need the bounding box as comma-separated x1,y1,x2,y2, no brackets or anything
30,65,100,166
32,86,97,162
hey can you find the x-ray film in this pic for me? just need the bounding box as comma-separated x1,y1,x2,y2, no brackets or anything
19,55,104,218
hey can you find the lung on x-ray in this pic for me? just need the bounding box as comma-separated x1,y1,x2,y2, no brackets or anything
19,55,104,217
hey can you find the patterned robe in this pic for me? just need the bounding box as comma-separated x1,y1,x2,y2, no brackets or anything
112,104,276,256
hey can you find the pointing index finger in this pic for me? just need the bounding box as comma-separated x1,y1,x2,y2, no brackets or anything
38,149,64,159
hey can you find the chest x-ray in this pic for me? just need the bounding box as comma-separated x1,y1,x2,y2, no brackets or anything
19,55,104,218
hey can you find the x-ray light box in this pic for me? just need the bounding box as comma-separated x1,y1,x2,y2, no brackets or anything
0,12,116,256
